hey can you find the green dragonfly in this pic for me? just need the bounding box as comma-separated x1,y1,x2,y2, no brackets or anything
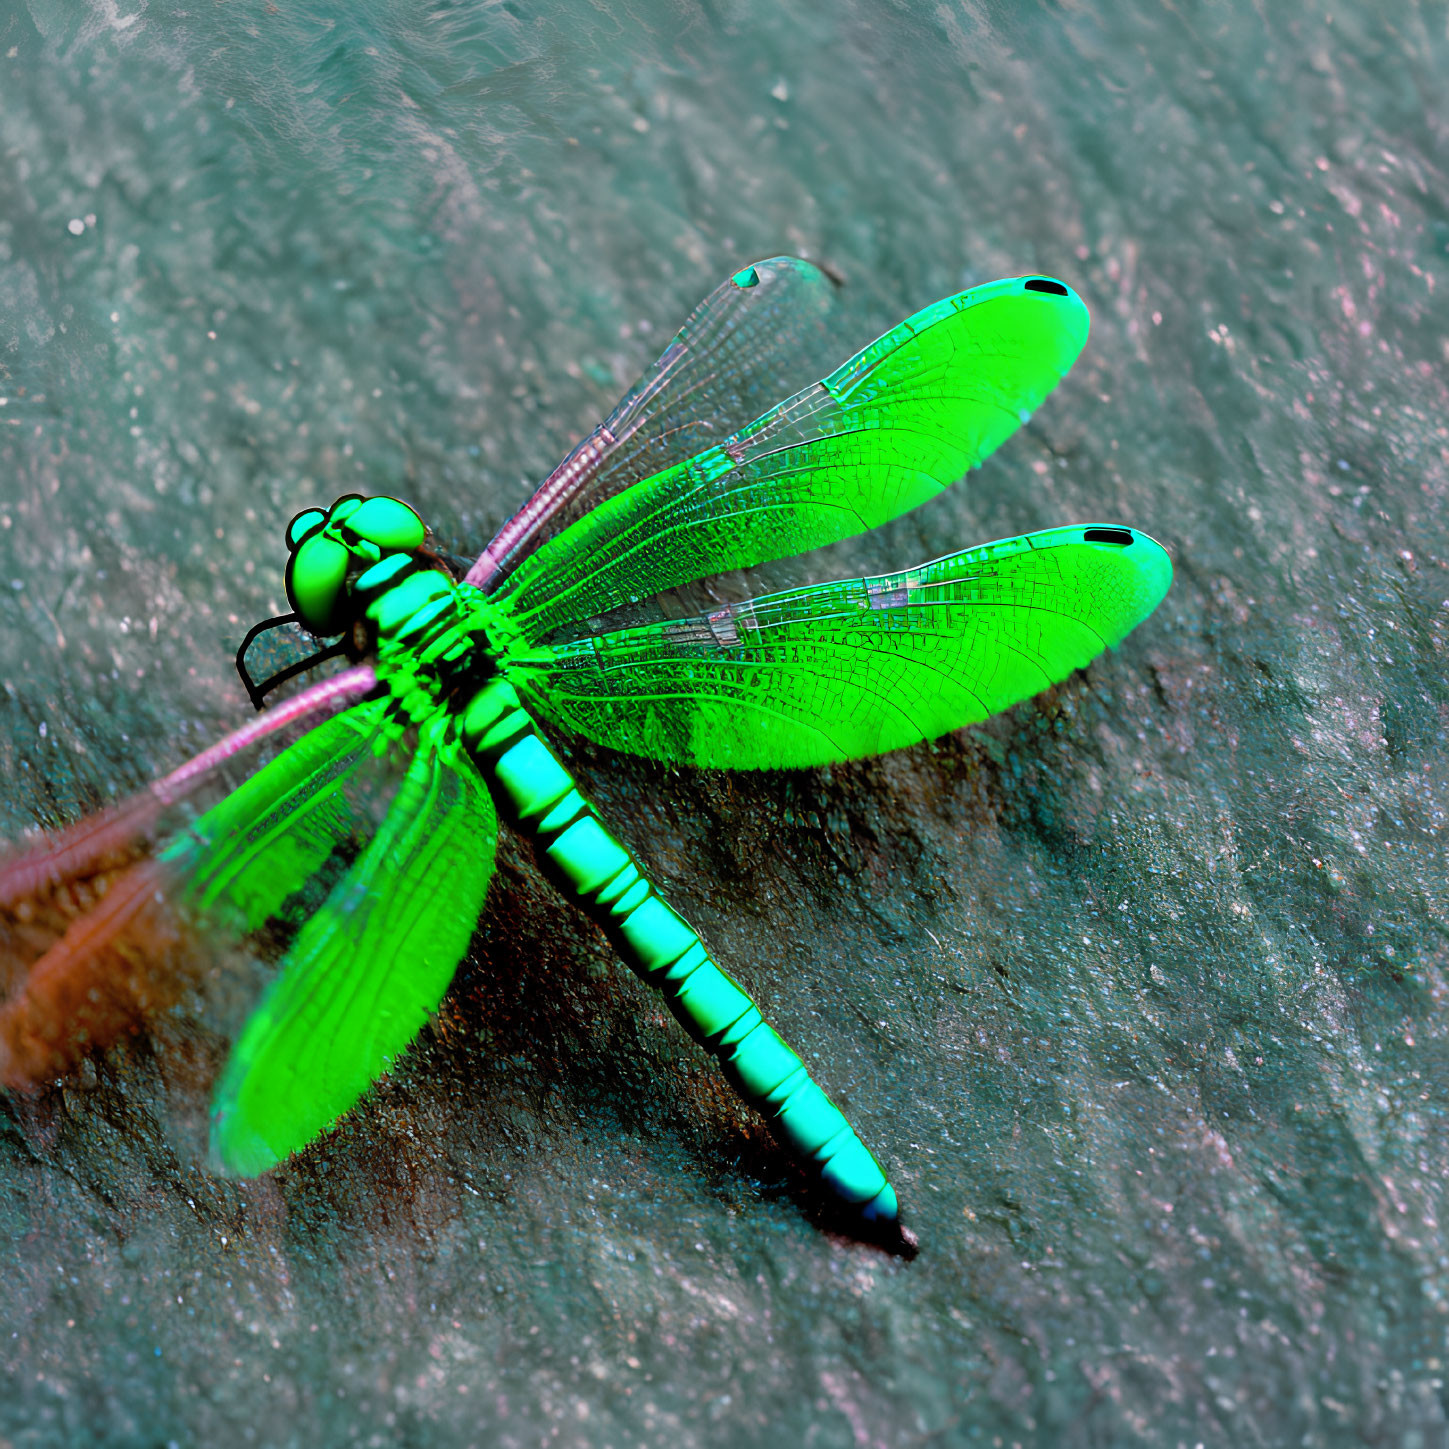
0,259,1170,1243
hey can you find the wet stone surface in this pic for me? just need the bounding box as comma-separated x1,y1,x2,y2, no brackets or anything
1,1,1447,1444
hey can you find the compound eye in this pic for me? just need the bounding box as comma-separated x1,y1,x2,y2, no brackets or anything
286,534,352,636
346,496,426,552
329,494,365,526
286,507,328,552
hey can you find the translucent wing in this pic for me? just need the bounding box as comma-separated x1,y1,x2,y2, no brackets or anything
469,257,845,590
504,526,1172,770
490,277,1090,643
0,692,385,1089
164,697,390,931
0,667,376,924
209,732,497,1176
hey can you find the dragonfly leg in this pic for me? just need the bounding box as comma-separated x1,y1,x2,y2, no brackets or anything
462,679,901,1230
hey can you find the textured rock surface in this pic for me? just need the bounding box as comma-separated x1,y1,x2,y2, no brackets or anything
2,1,1446,1443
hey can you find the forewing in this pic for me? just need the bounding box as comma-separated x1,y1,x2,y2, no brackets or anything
0,698,388,1089
164,697,390,932
209,737,497,1176
469,257,844,589
505,526,1171,769
491,277,1090,642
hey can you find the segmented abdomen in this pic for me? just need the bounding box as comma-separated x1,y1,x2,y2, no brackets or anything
461,676,898,1222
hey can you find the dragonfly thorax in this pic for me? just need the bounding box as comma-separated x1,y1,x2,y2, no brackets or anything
276,493,518,744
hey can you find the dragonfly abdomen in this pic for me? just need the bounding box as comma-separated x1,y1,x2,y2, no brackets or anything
456,675,900,1225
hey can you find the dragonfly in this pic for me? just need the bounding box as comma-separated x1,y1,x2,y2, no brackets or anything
0,258,1170,1246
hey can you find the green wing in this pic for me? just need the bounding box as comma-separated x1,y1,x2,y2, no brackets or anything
504,526,1171,770
162,697,390,932
208,733,497,1176
471,256,845,586
491,277,1089,642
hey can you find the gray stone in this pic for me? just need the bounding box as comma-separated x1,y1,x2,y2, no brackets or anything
2,2,1446,1444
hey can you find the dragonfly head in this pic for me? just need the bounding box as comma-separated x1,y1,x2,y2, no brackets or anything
284,494,427,637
